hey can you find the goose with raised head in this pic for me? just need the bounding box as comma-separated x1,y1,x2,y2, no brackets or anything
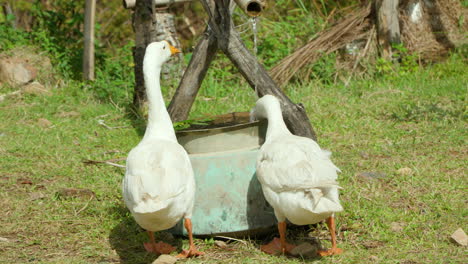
122,41,203,258
251,95,343,256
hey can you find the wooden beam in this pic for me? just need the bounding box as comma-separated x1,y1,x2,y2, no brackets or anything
217,1,316,139
176,0,316,139
376,0,401,59
83,0,96,80
168,28,218,122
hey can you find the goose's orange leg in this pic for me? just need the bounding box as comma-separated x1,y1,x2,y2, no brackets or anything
317,216,343,256
144,231,176,254
261,221,296,255
176,218,204,258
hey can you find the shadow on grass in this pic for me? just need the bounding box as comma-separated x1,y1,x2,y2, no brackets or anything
258,224,325,262
108,204,182,264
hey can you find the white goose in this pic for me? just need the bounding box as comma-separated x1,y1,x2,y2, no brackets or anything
251,95,343,256
122,41,203,258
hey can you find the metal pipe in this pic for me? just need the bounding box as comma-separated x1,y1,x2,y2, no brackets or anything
234,0,266,17
122,0,135,9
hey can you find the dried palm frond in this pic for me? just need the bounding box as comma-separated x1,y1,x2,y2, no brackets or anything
269,3,372,87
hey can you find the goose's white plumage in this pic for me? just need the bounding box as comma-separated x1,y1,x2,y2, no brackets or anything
122,41,202,257
252,95,343,256
123,141,195,230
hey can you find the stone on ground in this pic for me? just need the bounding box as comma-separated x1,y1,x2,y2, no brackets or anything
0,58,36,86
214,240,228,249
152,254,177,264
451,228,467,246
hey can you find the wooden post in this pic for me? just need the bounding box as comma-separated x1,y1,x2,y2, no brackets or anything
376,0,401,60
83,0,96,80
168,0,316,140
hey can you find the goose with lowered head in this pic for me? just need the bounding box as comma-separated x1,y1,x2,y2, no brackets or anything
251,95,343,256
122,41,203,258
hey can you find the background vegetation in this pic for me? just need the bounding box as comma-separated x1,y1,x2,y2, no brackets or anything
0,0,466,263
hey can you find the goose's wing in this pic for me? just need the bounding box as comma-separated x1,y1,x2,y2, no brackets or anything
123,140,193,213
257,136,341,193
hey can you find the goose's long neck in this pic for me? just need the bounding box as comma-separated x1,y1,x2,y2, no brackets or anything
142,61,177,142
264,103,291,140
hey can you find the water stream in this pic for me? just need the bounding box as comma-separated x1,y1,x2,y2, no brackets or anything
251,17,259,98
251,17,258,56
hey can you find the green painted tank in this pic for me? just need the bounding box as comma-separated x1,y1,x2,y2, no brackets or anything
170,112,276,236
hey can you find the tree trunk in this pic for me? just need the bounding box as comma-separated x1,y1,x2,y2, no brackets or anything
132,0,158,108
2,3,17,29
376,0,401,59
168,28,218,122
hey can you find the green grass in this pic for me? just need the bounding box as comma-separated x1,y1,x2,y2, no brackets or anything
0,51,466,263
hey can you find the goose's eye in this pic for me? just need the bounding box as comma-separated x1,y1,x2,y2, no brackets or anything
163,46,166,50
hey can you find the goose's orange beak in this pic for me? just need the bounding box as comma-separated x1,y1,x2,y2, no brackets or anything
169,44,181,55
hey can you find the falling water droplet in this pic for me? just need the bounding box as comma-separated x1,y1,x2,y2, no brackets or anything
251,17,258,56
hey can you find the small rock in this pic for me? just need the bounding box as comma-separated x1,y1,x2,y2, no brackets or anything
152,254,177,264
451,228,467,246
37,118,52,128
397,167,413,176
55,188,95,200
22,81,50,95
390,222,405,232
290,242,318,258
0,237,9,242
369,255,379,261
356,171,387,180
29,192,45,201
0,58,36,86
214,240,228,249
